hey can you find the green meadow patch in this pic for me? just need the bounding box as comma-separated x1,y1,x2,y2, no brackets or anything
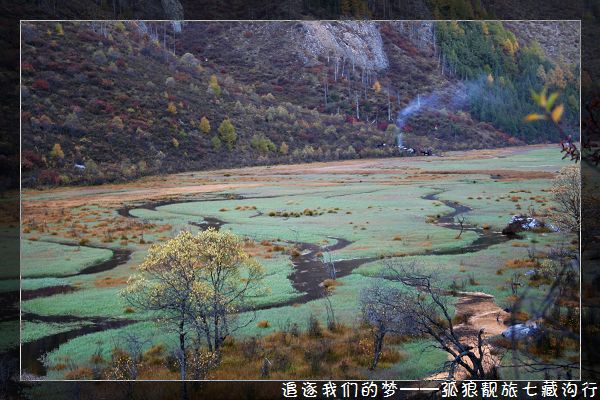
21,241,113,278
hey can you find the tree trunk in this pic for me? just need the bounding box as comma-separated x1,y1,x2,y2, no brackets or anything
179,319,188,400
370,333,384,370
179,321,187,380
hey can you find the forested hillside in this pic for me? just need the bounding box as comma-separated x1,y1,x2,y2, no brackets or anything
20,21,579,186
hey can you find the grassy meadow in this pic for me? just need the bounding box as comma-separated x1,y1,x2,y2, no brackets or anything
20,145,577,380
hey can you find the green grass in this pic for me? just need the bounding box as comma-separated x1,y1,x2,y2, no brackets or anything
21,286,133,318
251,254,302,307
384,339,449,380
21,320,94,344
21,277,70,291
21,241,113,278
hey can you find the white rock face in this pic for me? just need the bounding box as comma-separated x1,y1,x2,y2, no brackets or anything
299,21,388,71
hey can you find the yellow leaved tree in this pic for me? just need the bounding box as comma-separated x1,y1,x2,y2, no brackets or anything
122,229,265,380
199,116,211,134
525,87,578,161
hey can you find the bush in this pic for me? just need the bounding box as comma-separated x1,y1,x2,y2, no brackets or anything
211,136,222,150
200,116,210,134
50,143,64,159
251,133,276,155
208,74,221,97
307,314,322,338
279,142,289,155
92,49,107,64
218,119,236,150
257,320,270,328
38,170,61,186
32,79,50,91
180,52,199,68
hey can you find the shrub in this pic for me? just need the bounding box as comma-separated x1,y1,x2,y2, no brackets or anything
38,170,60,186
111,116,124,130
50,143,64,159
180,52,199,67
218,119,237,150
65,366,93,380
208,74,221,97
200,116,210,134
211,136,222,150
256,320,270,328
279,142,289,155
250,133,276,155
167,102,177,114
307,314,322,338
240,336,261,360
32,79,50,91
92,49,107,64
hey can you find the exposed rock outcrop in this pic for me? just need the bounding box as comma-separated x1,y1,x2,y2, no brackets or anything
299,21,388,70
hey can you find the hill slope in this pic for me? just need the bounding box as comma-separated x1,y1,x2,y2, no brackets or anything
20,21,577,186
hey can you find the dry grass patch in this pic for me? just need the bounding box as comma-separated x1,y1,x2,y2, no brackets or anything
504,258,538,269
256,320,270,328
94,276,128,288
322,279,342,289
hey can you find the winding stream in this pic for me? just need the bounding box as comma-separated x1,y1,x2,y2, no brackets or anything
20,189,513,376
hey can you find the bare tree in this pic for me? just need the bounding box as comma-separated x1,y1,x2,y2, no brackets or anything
509,272,522,296
455,214,467,238
320,247,336,280
360,283,416,370
499,243,580,379
323,292,337,331
382,261,493,379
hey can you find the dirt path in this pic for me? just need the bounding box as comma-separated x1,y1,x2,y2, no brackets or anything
427,291,508,380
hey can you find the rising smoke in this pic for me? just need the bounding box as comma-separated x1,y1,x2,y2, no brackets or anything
394,76,489,148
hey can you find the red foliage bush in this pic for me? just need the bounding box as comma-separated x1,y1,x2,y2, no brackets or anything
46,61,64,72
377,122,389,131
243,30,253,38
38,170,61,186
345,115,358,125
174,72,189,82
22,150,44,170
22,62,34,72
100,79,114,89
76,29,103,42
32,79,50,91
116,58,126,69
274,85,284,93
89,99,114,114
129,119,149,130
